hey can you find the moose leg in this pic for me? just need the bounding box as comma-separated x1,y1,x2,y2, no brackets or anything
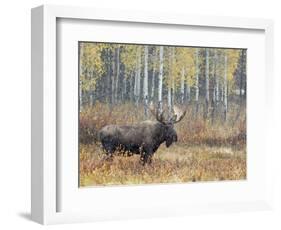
101,141,115,162
144,154,152,165
141,148,153,165
102,153,114,161
140,152,145,165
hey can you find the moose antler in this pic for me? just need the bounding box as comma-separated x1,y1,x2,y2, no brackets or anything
149,102,166,124
149,103,186,125
171,106,187,124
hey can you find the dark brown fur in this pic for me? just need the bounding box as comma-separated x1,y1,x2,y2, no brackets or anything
99,120,177,164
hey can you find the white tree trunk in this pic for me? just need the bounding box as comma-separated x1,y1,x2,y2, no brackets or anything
221,83,224,102
151,63,155,101
195,48,199,114
212,55,216,103
150,48,156,101
134,47,141,106
158,46,164,113
137,47,141,103
212,82,216,103
106,49,111,104
90,70,94,106
79,43,83,111
211,56,216,123
224,54,228,121
180,67,185,104
114,46,120,103
143,45,148,116
171,47,175,111
168,47,175,115
130,72,134,101
134,60,138,97
111,50,116,104
167,87,171,114
221,54,224,103
186,81,190,102
215,51,219,103
204,48,210,118
205,48,210,103
123,76,127,100
216,80,220,103
195,48,199,102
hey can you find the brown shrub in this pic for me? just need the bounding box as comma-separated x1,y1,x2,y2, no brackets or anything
79,102,246,147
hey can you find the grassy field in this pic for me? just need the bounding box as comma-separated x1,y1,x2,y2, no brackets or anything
79,102,246,187
80,143,246,186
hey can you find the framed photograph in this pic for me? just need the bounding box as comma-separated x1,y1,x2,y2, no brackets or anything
31,5,274,225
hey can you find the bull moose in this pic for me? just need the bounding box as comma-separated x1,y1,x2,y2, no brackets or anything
98,107,186,165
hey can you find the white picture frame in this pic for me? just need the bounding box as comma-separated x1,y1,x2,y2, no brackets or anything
31,5,274,225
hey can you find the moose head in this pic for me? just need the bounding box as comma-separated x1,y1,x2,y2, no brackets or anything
150,105,186,148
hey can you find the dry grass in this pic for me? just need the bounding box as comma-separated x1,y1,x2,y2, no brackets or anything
79,102,246,187
80,144,246,186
